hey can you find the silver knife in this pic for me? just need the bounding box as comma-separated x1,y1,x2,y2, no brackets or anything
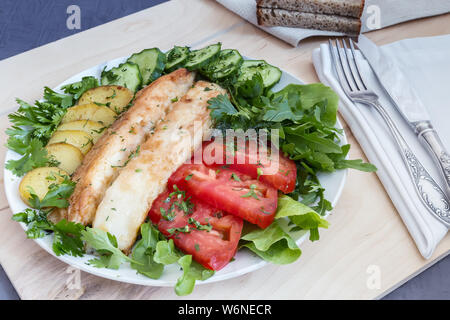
356,36,450,198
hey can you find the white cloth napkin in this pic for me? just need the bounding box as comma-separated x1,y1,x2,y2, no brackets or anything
216,0,450,46
312,34,450,259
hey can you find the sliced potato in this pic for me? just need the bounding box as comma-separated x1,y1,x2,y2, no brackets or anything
78,85,134,114
61,103,116,126
19,167,69,206
46,143,84,174
48,130,93,155
57,120,106,143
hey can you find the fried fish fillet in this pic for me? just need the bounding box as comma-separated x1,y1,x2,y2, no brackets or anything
93,81,226,252
68,68,195,225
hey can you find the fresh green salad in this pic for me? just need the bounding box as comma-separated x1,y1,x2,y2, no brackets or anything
5,43,376,296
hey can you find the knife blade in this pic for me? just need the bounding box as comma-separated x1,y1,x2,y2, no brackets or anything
356,35,430,124
356,35,450,199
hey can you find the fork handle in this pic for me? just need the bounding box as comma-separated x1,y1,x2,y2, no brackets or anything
369,100,450,227
415,121,450,197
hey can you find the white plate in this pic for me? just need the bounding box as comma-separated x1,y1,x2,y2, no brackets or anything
3,55,347,287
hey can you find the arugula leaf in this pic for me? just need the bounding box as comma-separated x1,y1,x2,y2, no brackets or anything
130,223,164,279
276,195,329,241
329,144,377,172
335,159,378,172
81,227,137,269
271,83,339,126
240,221,301,264
154,239,180,265
61,76,99,100
129,222,213,294
175,255,214,296
262,96,295,122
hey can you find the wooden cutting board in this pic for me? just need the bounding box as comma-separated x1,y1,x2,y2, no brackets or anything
0,0,449,300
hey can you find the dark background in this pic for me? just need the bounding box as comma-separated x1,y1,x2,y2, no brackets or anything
0,0,448,300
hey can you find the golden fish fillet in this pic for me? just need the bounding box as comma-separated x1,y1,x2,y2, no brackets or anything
93,81,226,252
68,68,195,225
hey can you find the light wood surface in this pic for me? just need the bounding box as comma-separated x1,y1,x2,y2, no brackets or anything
0,0,449,300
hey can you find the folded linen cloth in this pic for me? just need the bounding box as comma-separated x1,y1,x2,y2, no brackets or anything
312,35,450,259
216,0,450,46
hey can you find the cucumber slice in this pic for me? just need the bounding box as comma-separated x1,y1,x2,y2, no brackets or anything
203,49,243,80
127,48,166,85
101,62,142,92
184,43,221,71
165,46,190,72
238,60,282,89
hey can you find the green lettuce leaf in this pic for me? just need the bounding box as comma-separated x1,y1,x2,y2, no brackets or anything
130,223,164,279
154,239,180,265
277,195,329,241
240,221,301,264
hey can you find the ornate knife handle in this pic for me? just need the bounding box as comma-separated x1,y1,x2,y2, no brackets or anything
368,100,450,227
415,121,450,196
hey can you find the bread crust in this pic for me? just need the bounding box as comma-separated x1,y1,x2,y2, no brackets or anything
256,0,365,18
256,7,361,35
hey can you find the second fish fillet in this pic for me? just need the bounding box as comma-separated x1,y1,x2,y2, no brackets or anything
93,81,226,252
68,68,195,225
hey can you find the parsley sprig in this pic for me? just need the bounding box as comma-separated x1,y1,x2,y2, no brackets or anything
5,77,99,176
12,173,83,256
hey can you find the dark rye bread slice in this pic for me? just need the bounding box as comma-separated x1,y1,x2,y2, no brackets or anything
256,0,365,18
257,7,361,35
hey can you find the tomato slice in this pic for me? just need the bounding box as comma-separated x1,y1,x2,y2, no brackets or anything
168,163,278,228
202,140,297,194
149,190,243,271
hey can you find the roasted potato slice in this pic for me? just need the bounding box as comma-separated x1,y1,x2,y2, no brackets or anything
46,143,84,174
19,167,69,206
61,103,116,126
78,85,133,114
48,130,93,155
57,120,106,143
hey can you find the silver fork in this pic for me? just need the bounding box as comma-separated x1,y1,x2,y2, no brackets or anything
328,38,450,227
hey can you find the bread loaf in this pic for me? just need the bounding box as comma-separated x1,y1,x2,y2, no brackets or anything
257,7,362,35
256,0,365,18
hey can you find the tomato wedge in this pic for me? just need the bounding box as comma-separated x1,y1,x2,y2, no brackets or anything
149,190,243,271
168,163,278,228
202,140,297,193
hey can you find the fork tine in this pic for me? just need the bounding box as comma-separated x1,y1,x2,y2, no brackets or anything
348,38,368,90
335,38,356,92
328,39,352,93
341,38,362,91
